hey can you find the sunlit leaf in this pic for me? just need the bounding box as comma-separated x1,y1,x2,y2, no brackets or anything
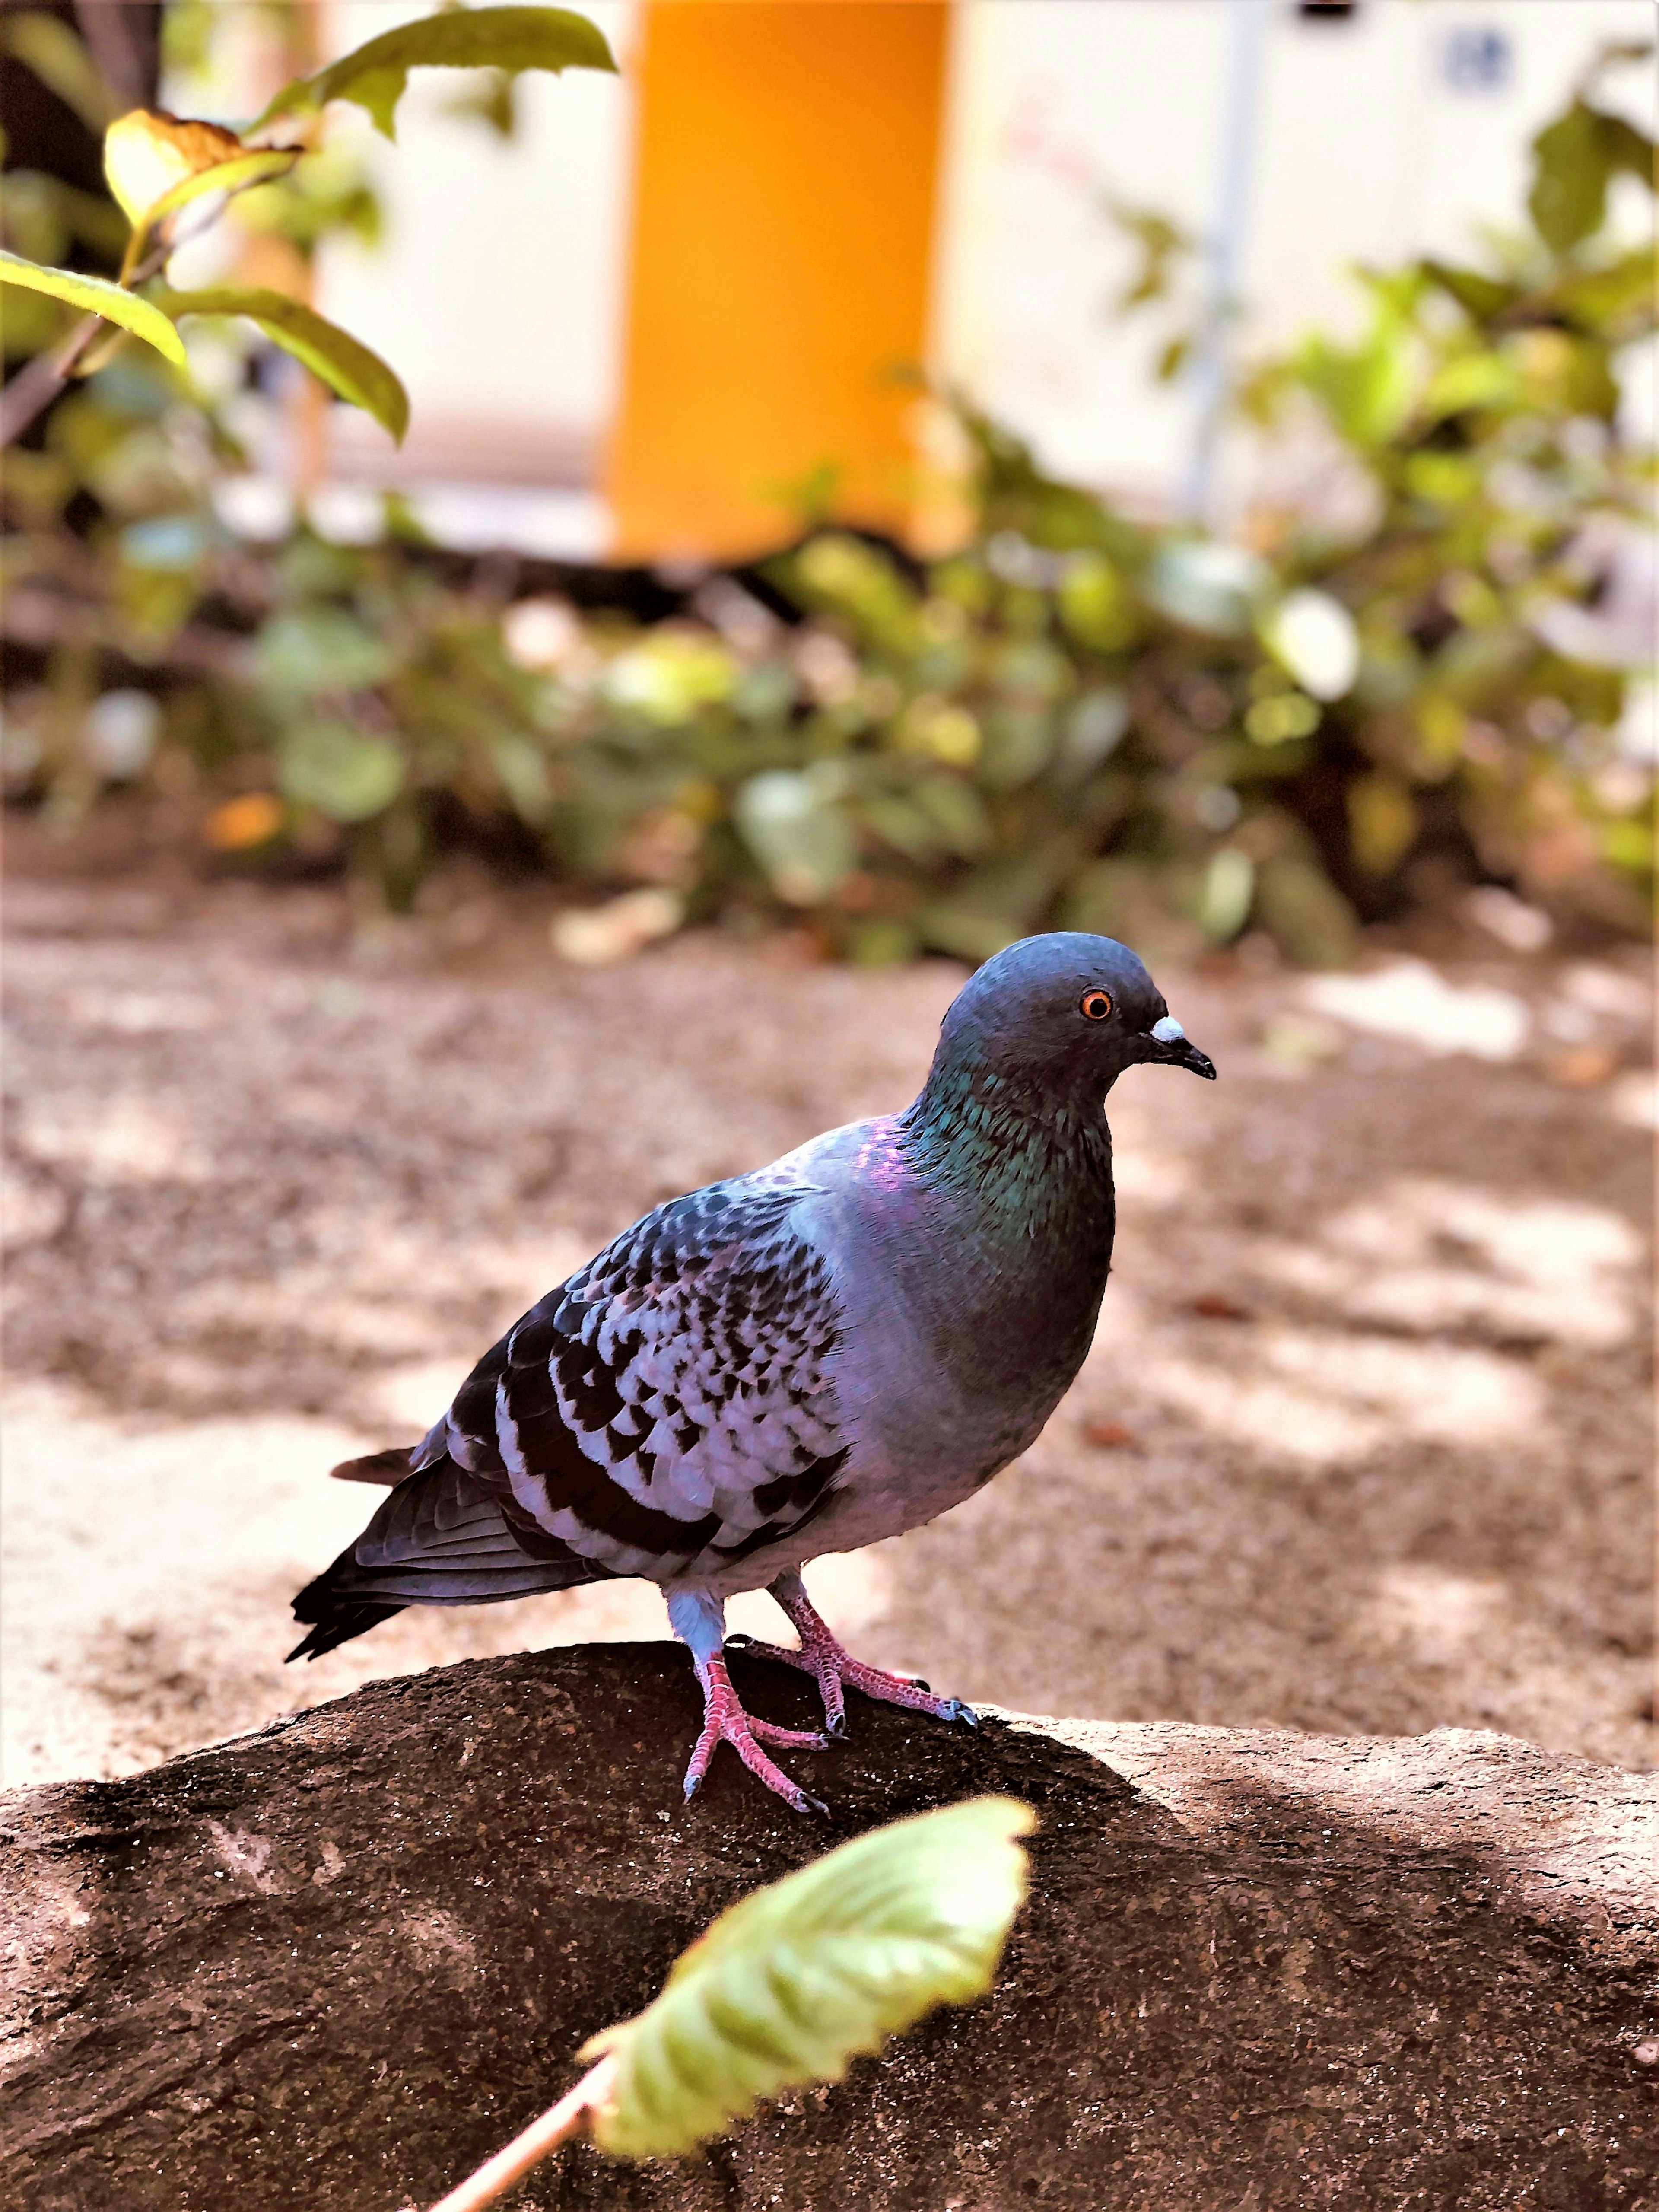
1197,846,1254,940
1058,687,1129,773
256,5,617,141
0,248,185,363
582,1798,1034,2160
1057,553,1136,653
602,631,738,724
736,767,857,905
1143,539,1269,636
279,719,405,822
1259,589,1360,702
1556,248,1655,336
144,148,302,233
0,10,115,134
103,108,243,226
255,606,392,696
152,286,409,442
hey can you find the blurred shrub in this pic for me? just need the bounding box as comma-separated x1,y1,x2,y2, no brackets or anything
3,49,1651,963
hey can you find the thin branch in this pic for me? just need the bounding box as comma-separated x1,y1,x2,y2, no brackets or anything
0,240,174,449
0,317,101,445
71,0,149,111
426,2054,616,2212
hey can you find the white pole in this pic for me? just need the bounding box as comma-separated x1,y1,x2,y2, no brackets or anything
1179,0,1271,529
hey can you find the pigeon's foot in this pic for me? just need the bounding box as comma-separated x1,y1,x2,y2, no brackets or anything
683,1655,830,1816
734,1579,978,1736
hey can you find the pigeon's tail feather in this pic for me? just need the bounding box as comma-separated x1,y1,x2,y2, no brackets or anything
287,1452,613,1663
329,1445,416,1486
286,1602,404,1663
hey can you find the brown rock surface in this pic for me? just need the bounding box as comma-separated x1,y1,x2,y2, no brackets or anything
4,1645,1656,2212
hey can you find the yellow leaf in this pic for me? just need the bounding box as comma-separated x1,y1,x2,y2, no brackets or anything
0,248,185,364
104,109,243,228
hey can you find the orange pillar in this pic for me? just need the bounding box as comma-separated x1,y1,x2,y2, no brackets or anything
605,0,950,563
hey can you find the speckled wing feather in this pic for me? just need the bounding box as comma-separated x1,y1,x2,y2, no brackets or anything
417,1171,851,1582
289,1171,851,1659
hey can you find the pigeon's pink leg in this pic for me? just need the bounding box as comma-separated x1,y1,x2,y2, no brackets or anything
684,1653,829,1815
731,1571,979,1736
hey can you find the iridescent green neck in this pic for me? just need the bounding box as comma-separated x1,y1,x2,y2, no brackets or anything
897,1059,1115,1238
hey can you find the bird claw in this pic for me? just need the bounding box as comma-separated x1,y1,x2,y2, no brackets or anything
683,1656,830,1815
744,1611,974,1734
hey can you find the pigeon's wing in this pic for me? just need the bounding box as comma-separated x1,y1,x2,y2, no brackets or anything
421,1172,850,1581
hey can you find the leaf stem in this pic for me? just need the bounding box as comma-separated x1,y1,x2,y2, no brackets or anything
426,2054,615,2212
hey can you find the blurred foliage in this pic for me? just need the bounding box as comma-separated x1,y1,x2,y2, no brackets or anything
3,39,1652,963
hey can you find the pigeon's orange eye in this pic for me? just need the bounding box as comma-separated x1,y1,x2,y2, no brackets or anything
1080,989,1113,1021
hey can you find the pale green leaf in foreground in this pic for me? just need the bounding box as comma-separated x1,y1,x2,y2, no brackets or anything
150,286,409,443
257,5,617,140
581,1796,1035,2161
0,249,185,363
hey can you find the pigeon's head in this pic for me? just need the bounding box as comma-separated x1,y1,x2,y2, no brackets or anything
935,931,1216,1101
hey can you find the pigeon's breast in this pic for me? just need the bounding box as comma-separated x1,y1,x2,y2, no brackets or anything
804,1157,1115,1539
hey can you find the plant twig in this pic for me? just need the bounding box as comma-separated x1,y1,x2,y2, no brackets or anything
71,0,149,111
426,2054,615,2212
0,317,100,445
0,239,175,449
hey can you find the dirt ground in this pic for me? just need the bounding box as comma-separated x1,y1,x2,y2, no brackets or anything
3,840,1653,1787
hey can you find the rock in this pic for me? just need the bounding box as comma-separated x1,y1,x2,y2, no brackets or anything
3,1645,1655,2211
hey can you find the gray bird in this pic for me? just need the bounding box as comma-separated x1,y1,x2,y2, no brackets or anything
290,932,1215,1811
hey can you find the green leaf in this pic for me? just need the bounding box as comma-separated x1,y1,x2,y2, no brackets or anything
582,1798,1034,2160
1600,110,1657,191
257,5,617,141
278,719,405,821
151,286,409,442
255,607,393,696
103,108,245,227
1529,103,1618,252
0,248,185,363
0,10,114,134
144,148,302,233
735,766,857,904
1418,258,1516,326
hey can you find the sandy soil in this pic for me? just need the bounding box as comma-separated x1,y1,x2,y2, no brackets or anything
3,850,1652,1787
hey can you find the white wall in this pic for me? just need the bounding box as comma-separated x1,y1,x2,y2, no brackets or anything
315,0,636,486
930,0,1656,511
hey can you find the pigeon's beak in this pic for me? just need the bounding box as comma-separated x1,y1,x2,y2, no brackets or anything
1147,1015,1217,1080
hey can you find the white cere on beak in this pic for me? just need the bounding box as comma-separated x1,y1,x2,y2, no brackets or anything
1150,1016,1185,1043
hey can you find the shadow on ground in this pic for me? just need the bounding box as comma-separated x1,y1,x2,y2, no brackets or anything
3,868,1651,1782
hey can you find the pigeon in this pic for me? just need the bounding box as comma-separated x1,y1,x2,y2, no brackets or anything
289,932,1215,1811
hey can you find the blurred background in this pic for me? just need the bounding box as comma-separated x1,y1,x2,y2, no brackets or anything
1,0,1653,1789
